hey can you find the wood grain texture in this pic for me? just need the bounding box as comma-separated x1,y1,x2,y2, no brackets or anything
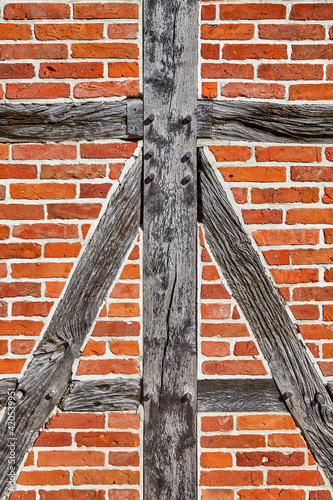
0,101,131,143
199,147,333,487
60,378,140,412
198,379,286,413
208,100,333,143
143,1,198,498
0,379,17,411
0,152,142,499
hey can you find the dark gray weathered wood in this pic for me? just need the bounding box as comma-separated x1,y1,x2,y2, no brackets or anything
143,1,198,498
209,101,333,143
0,152,142,499
0,101,131,143
199,147,333,487
0,379,17,411
60,378,140,412
198,379,286,413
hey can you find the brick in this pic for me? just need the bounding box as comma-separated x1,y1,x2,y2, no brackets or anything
11,339,35,355
202,63,253,79
238,415,296,430
268,432,306,448
108,23,138,39
75,431,139,448
309,492,333,500
13,144,76,160
108,62,139,78
0,226,9,240
0,23,32,40
261,24,325,41
47,413,105,429
74,469,139,486
202,5,216,20
0,282,40,298
201,416,233,432
201,433,265,449
256,146,321,162
291,84,333,100
0,145,9,160
108,492,139,500
129,245,140,260
0,204,43,220
287,209,333,225
0,242,41,259
40,491,105,500
108,413,140,429
210,145,251,162
41,164,105,179
108,302,140,317
0,43,67,60
81,142,136,159
13,223,78,239
201,284,230,299
324,305,333,322
223,44,287,60
238,490,305,500
35,431,72,447
108,451,139,467
236,451,304,467
111,283,140,299
11,183,76,200
74,3,139,19
202,82,217,98
72,42,138,59
0,185,6,200
201,304,231,320
201,24,254,40
120,264,140,279
291,304,320,320
7,82,70,99
323,188,333,204
40,62,103,79
234,341,259,356
46,282,65,298
219,4,286,19
258,63,323,81
74,81,139,98
12,301,53,317
201,452,233,469
77,359,139,375
291,165,333,182
293,286,333,301
82,340,106,356
0,164,37,179
0,301,8,316
0,320,43,336
0,263,7,278
0,339,8,355
0,359,25,374
290,4,333,20
232,188,248,204
271,269,318,284
293,45,333,60
36,23,103,41
319,361,333,376
252,187,319,204
80,183,112,199
322,343,333,359
219,166,285,182
44,242,81,258
38,450,104,467
4,3,70,19
200,470,263,487
201,249,211,262
92,321,140,337
201,490,233,500
243,209,282,224
325,268,333,282
221,82,285,99
201,323,249,338
17,470,70,486
12,262,72,279
326,148,333,161
47,203,101,220
267,470,324,486
203,360,267,376
202,341,230,357
109,340,139,356
201,43,219,60
11,492,36,500
292,249,333,265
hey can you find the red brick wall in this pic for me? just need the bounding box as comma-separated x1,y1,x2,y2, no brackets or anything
1,0,333,498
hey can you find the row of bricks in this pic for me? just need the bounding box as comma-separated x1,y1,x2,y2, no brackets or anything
1,358,140,374
0,183,115,200
201,24,332,41
17,469,140,486
0,163,125,180
0,338,139,356
0,43,138,59
202,4,333,21
0,320,140,336
200,44,333,61
0,262,138,278
2,491,139,500
0,23,139,41
201,490,331,500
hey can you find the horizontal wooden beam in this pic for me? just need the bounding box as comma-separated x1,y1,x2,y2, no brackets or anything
199,147,333,487
60,378,141,412
205,100,333,143
198,379,286,413
0,152,142,499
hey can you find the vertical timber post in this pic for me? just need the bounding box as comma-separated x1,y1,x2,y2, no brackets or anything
143,1,198,499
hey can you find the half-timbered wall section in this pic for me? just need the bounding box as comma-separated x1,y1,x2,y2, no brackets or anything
1,0,333,499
